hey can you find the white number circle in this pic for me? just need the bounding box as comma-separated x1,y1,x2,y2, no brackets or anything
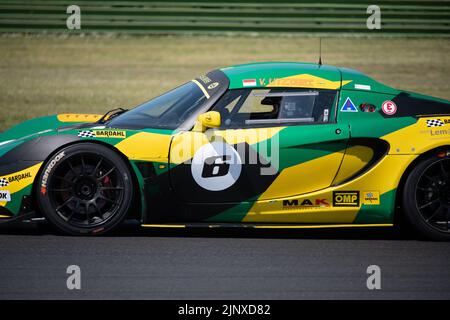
191,141,242,191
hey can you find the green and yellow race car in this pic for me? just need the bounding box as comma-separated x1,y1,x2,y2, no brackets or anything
1,62,449,239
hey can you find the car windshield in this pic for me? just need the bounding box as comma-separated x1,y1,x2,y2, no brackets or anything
108,81,207,130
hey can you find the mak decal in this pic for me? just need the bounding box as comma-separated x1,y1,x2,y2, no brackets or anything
282,199,330,210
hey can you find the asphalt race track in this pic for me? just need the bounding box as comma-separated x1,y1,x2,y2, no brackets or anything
0,221,449,299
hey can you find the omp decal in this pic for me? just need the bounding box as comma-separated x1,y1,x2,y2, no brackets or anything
362,191,380,205
266,74,351,90
0,190,11,202
0,162,42,206
381,100,397,115
40,151,65,195
242,79,256,87
78,130,126,139
115,132,172,162
191,142,242,191
333,191,360,207
57,114,102,123
340,97,358,112
282,198,330,210
191,79,210,99
0,178,8,187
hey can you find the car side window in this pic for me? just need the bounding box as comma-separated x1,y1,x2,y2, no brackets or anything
212,88,337,128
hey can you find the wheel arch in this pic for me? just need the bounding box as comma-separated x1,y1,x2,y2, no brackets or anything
394,144,450,224
31,139,143,221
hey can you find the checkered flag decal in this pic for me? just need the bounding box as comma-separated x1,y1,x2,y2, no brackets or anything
0,178,8,187
427,119,444,127
78,130,95,138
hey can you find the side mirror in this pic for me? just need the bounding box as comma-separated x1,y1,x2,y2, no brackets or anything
194,111,221,132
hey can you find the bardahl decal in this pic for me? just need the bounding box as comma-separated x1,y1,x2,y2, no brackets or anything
78,130,126,139
41,151,65,194
8,172,32,184
93,130,126,138
333,191,360,207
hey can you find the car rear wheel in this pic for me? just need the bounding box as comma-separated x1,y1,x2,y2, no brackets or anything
36,143,133,235
403,151,450,241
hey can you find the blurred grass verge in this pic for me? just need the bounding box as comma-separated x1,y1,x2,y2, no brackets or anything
0,34,449,130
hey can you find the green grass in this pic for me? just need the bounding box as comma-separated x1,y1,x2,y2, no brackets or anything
0,34,449,130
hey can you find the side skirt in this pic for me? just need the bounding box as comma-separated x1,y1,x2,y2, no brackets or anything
141,223,394,229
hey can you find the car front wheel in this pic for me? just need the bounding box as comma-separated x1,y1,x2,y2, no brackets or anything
36,143,133,235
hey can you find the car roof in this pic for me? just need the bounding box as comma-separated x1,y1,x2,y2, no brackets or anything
220,61,397,93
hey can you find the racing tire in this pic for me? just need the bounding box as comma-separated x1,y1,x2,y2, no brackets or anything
402,152,450,241
36,143,133,236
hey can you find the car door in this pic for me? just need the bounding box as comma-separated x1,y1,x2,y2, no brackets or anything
169,87,349,204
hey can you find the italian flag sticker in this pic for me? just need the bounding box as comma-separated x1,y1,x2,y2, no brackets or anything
242,79,256,87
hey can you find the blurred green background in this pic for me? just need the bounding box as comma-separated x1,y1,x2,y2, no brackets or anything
0,1,449,130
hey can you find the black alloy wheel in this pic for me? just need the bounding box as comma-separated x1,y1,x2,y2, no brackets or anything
403,152,450,241
37,143,133,235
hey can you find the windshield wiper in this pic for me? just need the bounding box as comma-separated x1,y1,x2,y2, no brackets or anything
97,108,128,124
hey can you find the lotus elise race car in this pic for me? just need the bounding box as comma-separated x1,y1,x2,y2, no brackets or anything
1,62,450,239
